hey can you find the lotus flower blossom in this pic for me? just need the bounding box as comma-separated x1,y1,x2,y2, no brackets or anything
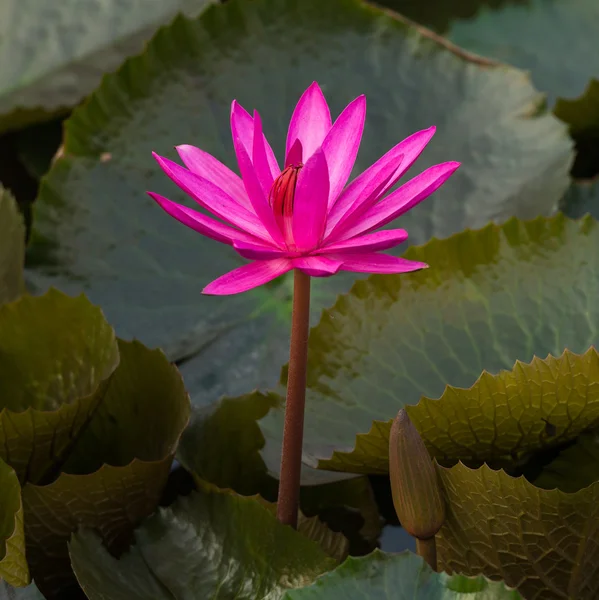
149,82,460,295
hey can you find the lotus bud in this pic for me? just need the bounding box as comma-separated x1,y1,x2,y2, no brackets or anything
389,409,445,541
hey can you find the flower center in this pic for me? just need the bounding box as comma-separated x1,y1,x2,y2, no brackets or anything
269,164,302,250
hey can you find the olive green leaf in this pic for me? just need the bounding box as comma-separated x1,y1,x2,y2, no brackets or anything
257,214,599,476
283,550,522,600
0,581,44,600
69,484,336,600
385,0,599,105
0,0,213,133
0,289,119,484
437,463,599,600
23,340,190,599
0,459,27,588
26,0,572,406
560,178,599,220
0,187,25,305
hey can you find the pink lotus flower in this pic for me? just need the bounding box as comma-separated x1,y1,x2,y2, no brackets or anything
149,82,460,295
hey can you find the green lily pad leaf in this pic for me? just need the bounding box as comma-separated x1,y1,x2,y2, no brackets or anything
533,431,599,493
178,396,381,550
258,214,599,476
386,0,599,105
69,483,336,600
0,0,213,133
26,0,572,406
283,550,521,600
560,178,599,220
0,459,27,588
437,462,599,600
0,289,119,484
0,581,44,600
327,347,599,474
0,187,25,305
22,340,190,599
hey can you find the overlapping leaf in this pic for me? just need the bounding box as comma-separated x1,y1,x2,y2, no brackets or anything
69,484,336,600
257,215,599,476
437,463,599,600
0,459,27,588
385,0,599,105
26,0,572,405
0,289,119,484
0,581,44,600
283,550,521,600
0,0,212,132
0,187,25,305
23,340,190,599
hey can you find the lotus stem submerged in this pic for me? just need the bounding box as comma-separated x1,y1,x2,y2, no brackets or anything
276,269,311,528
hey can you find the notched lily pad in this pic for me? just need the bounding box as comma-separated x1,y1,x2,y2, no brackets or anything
258,214,599,476
283,550,522,600
23,340,190,599
437,462,599,600
0,288,119,484
69,483,336,600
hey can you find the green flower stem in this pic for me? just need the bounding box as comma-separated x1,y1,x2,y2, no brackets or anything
276,269,311,529
416,537,437,571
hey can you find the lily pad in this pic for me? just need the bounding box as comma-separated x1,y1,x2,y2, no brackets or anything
0,0,212,132
69,484,336,600
0,289,119,484
0,187,25,305
257,214,599,475
22,340,190,599
0,459,28,588
437,462,599,600
324,348,599,474
26,0,572,405
283,550,521,600
386,0,599,105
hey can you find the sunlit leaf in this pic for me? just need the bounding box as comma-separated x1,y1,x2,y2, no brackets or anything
69,483,335,600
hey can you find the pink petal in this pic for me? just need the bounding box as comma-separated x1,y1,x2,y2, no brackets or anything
326,127,436,236
332,162,461,241
292,148,330,251
203,258,293,295
175,145,253,212
148,192,266,247
252,111,277,196
337,253,428,274
233,240,287,260
318,229,408,254
292,256,343,277
153,153,273,242
233,141,286,247
321,95,366,209
285,82,332,167
230,101,280,178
